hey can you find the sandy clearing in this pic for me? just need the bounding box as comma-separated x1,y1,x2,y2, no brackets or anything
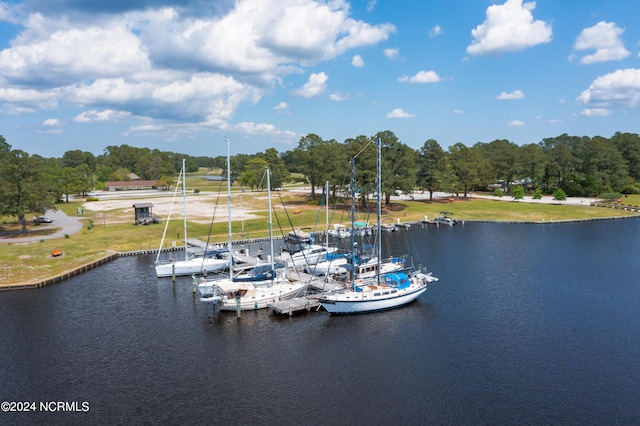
81,194,263,224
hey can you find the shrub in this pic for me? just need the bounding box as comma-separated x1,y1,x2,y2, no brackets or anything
493,189,504,197
599,192,622,202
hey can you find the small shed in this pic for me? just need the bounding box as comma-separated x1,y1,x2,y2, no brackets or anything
133,203,159,225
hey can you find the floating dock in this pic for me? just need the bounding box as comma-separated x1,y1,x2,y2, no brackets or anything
268,297,321,316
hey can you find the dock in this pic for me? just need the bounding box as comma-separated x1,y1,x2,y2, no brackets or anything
268,297,321,316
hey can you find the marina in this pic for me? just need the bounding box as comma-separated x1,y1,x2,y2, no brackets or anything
1,219,640,424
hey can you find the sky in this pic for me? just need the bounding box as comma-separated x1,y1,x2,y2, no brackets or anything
0,0,639,159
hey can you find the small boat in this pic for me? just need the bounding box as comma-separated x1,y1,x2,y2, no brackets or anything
155,249,229,278
198,262,286,298
307,253,405,278
277,243,338,268
286,227,312,244
434,212,457,226
377,218,397,232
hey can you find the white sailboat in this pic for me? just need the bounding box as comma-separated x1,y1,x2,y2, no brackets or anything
198,141,306,310
319,137,437,314
154,159,228,278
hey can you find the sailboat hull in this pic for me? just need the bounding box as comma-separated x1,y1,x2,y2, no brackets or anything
319,272,429,314
218,282,307,311
155,257,227,278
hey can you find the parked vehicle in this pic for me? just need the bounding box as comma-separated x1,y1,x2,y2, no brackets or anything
34,216,53,223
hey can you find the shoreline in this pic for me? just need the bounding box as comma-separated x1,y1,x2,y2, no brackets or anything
2,215,639,291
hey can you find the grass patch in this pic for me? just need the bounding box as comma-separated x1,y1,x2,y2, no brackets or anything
2,192,639,285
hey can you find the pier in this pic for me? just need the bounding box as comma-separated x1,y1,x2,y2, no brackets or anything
268,297,321,316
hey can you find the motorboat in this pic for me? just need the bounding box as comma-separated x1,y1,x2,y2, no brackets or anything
434,212,457,226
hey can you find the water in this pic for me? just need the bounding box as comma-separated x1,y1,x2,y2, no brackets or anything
1,219,640,425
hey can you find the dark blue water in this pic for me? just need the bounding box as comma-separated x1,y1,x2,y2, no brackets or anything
1,220,640,425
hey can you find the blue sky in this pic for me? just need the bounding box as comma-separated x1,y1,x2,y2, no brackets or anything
0,0,639,159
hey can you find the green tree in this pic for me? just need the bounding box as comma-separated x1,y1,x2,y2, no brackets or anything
477,139,522,194
611,132,640,181
553,188,567,203
344,135,376,209
58,167,81,202
512,186,525,201
263,148,289,189
378,131,417,206
417,139,447,200
0,150,56,235
448,142,479,198
520,143,544,191
61,149,96,170
244,158,269,191
533,188,543,201
539,134,580,191
291,134,332,198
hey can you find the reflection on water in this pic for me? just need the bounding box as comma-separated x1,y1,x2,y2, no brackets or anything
1,219,640,425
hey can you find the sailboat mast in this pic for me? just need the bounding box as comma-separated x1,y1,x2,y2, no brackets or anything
182,158,188,262
350,157,356,290
376,137,382,283
325,181,329,251
266,168,275,272
226,137,234,278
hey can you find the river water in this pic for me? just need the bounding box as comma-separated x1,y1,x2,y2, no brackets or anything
1,219,640,425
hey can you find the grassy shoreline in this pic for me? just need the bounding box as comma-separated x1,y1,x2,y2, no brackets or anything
2,194,639,287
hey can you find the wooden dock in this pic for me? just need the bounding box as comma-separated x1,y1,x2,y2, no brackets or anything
268,297,321,316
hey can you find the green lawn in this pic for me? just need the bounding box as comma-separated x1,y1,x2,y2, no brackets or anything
1,193,639,286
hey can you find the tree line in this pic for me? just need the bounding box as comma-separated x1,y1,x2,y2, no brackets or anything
2,130,640,235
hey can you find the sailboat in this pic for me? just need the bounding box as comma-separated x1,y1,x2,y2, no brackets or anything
154,159,228,278
318,137,437,314
307,181,405,277
198,141,307,311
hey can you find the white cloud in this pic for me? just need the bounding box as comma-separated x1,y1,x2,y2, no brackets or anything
571,22,630,64
0,2,24,24
386,108,414,118
290,72,328,98
0,86,59,111
367,1,377,13
507,120,525,126
352,54,364,67
497,89,525,100
429,25,442,37
467,0,552,56
329,92,350,101
0,0,395,140
42,118,64,126
453,109,464,114
398,70,442,83
74,109,132,123
580,108,612,117
577,68,640,110
273,101,289,112
130,124,164,132
384,48,399,59
231,121,299,142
